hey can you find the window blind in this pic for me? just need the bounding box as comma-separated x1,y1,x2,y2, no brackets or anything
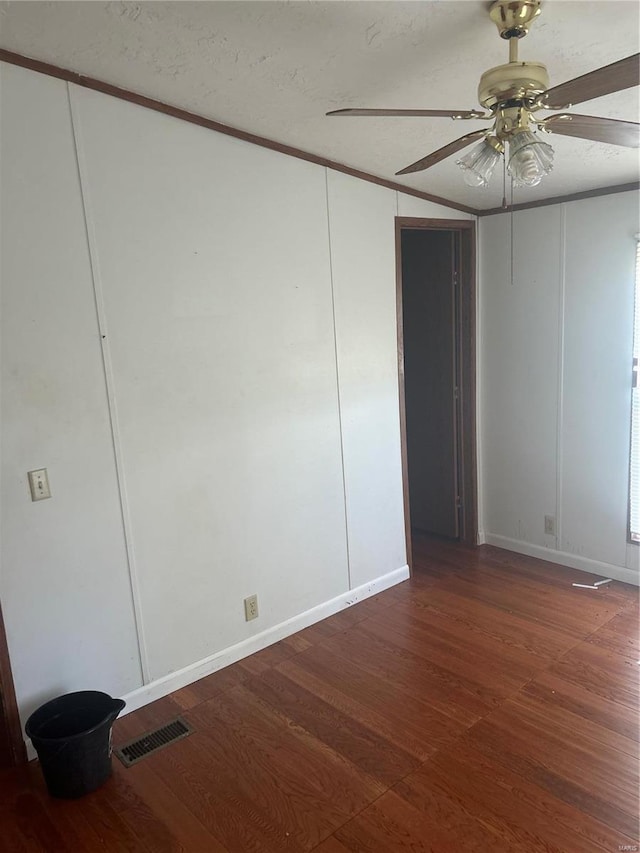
629,238,640,542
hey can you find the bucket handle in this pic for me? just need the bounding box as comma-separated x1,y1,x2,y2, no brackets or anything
109,698,126,723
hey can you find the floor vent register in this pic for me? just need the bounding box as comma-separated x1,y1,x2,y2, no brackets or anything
114,717,193,767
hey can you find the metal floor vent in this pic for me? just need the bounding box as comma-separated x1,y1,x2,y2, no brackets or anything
115,717,193,767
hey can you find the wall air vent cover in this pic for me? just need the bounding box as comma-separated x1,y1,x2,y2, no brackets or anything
114,717,193,767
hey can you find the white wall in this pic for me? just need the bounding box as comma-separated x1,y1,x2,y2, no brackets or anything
396,193,474,222
0,65,143,723
1,62,472,727
327,174,403,589
71,85,352,682
480,192,640,583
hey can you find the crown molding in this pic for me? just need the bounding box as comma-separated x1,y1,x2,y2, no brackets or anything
478,181,640,216
0,48,478,216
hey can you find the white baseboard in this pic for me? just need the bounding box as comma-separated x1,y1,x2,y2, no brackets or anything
477,530,486,545
484,534,639,586
119,564,410,717
24,565,409,760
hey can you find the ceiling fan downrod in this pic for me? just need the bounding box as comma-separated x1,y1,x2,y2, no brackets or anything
489,0,542,65
479,0,548,114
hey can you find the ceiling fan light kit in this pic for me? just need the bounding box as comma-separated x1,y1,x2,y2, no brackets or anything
456,137,504,188
327,0,639,192
507,129,554,186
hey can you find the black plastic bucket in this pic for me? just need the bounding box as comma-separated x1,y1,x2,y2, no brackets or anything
25,690,125,799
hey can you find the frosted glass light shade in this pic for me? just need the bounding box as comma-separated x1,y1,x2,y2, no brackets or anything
507,130,554,187
456,140,502,187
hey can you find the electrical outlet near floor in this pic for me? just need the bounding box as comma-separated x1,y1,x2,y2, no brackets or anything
544,515,556,536
244,594,259,622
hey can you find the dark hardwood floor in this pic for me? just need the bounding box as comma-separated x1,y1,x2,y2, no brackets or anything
1,536,638,851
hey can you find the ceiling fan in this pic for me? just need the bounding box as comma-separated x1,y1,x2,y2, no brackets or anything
327,0,640,189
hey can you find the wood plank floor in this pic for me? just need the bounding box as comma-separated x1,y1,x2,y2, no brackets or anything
1,537,638,851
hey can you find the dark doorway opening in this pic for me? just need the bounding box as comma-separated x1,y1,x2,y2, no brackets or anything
396,218,477,569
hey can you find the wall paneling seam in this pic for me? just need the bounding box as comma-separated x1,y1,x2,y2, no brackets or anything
555,205,567,550
324,169,352,590
67,82,150,685
475,217,484,543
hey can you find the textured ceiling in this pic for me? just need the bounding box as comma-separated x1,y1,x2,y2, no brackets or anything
1,1,638,210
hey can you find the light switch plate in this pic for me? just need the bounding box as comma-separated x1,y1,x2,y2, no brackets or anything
28,469,51,501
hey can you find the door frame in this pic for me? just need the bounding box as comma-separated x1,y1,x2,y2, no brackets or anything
0,600,26,767
395,217,478,569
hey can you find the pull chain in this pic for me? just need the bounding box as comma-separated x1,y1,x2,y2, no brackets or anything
502,152,507,210
502,155,514,287
510,176,515,287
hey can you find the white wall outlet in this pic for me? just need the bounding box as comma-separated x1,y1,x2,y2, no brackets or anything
28,468,51,501
544,514,556,535
244,594,259,622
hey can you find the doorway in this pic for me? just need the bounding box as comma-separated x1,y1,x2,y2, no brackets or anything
396,217,477,568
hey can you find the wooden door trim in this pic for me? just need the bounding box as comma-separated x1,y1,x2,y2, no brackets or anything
395,217,478,569
0,601,26,766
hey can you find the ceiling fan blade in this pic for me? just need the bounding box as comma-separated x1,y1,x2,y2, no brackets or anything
396,130,488,175
541,114,640,147
327,108,488,118
541,53,640,109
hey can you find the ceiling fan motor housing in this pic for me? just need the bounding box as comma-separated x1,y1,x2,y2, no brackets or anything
478,61,550,109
